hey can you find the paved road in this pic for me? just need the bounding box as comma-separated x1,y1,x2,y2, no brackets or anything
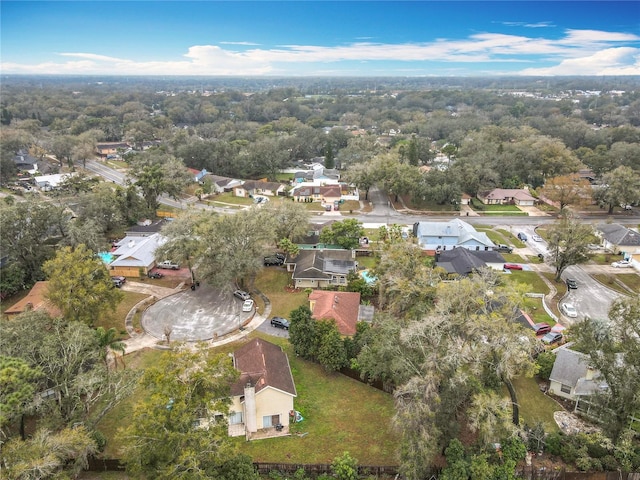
141,284,254,342
560,265,626,324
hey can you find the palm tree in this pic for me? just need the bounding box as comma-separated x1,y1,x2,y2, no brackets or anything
95,327,126,370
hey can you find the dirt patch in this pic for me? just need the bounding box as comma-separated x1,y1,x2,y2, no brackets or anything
553,410,600,435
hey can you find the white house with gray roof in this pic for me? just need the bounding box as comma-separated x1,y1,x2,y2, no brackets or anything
285,249,357,289
549,347,607,410
413,219,495,253
595,223,640,268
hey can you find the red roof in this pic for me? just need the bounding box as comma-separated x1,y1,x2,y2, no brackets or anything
308,290,361,336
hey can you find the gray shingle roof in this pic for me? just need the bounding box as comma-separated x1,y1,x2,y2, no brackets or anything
435,247,504,275
549,348,608,396
596,223,640,246
291,249,356,280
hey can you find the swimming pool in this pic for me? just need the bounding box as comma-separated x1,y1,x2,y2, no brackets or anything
360,270,377,284
98,251,114,264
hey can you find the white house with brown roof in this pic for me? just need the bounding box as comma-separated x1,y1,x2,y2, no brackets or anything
228,338,297,440
308,290,363,336
477,188,536,206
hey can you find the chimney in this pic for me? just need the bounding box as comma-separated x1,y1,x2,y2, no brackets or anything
244,384,257,434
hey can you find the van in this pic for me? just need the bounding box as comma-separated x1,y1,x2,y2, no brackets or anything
517,232,528,241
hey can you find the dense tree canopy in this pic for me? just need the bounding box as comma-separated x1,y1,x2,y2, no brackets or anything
42,244,123,325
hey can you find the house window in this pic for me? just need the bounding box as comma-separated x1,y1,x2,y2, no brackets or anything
229,411,243,425
560,384,572,394
262,414,280,428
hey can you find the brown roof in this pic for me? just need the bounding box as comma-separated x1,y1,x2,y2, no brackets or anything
309,290,361,336
231,338,297,397
4,281,62,317
319,185,341,198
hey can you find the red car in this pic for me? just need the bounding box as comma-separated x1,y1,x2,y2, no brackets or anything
503,263,523,270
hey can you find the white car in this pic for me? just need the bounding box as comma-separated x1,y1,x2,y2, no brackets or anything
532,234,542,242
611,260,632,268
242,299,254,312
561,303,578,318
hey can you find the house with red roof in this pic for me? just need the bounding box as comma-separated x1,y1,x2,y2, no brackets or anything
308,290,363,336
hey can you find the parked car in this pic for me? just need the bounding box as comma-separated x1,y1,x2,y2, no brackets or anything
503,263,523,270
561,303,578,318
611,260,632,268
112,276,126,288
157,260,180,270
264,255,284,266
533,323,551,335
233,290,251,301
242,299,254,312
270,316,290,330
147,271,164,279
274,252,286,260
532,234,542,242
566,278,578,289
517,232,528,241
541,332,563,345
324,204,332,211
494,244,513,253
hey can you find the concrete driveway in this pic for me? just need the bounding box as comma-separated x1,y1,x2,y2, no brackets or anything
560,264,626,324
141,283,255,342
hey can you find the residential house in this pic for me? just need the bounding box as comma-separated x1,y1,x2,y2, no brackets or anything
297,220,337,245
435,247,505,276
34,173,76,191
228,338,297,439
286,249,357,289
12,149,39,174
460,193,472,205
292,185,322,202
4,281,61,317
308,290,364,336
548,347,607,412
202,173,243,193
595,223,640,267
234,180,287,198
413,219,495,254
318,185,342,205
96,142,130,158
108,232,166,277
125,219,169,237
477,188,536,206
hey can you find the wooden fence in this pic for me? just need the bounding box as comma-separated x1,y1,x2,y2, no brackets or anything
84,458,639,480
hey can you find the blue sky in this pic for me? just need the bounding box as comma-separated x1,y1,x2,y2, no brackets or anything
1,1,639,76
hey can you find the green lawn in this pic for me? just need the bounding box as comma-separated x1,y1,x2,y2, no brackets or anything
505,271,550,295
509,376,561,433
235,334,400,466
496,229,526,248
207,192,253,206
95,292,150,338
252,268,308,318
592,273,640,295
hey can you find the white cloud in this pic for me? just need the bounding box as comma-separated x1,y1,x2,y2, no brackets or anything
2,28,639,75
219,41,260,46
58,52,129,62
519,47,640,75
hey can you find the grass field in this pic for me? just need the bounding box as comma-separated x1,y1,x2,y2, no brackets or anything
95,291,150,338
253,268,308,318
592,273,640,295
509,376,561,433
235,333,400,465
506,270,550,295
